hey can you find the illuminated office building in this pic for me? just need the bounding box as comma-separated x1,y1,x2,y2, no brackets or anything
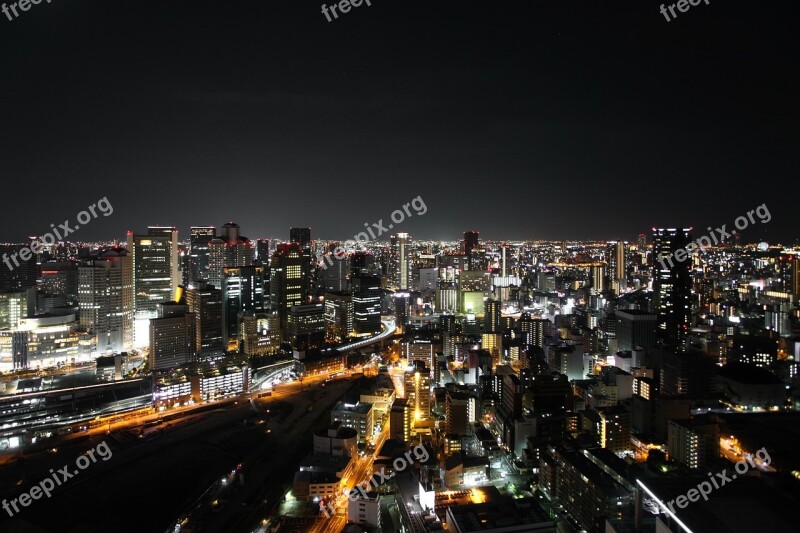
222,265,265,347
270,243,308,336
239,311,281,356
404,361,431,422
351,274,381,336
127,226,179,325
324,291,353,343
77,248,134,354
652,228,692,351
149,302,196,371
186,281,224,358
208,223,254,288
189,226,216,283
463,230,480,270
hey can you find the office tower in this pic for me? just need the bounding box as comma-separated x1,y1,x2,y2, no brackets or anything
289,227,312,292
446,390,470,436
239,311,281,356
324,291,353,343
390,233,411,290
286,302,325,350
463,230,480,270
254,238,270,265
270,243,307,336
0,243,38,292
350,251,373,276
484,297,501,333
186,281,224,358
390,398,411,442
599,407,631,454
435,280,458,313
289,227,311,254
323,254,349,292
39,262,78,303
0,291,30,330
404,361,431,422
616,310,657,353
351,274,381,336
149,302,195,371
77,248,134,353
208,223,254,288
590,263,606,292
652,228,692,350
189,226,215,283
127,227,179,319
222,265,265,346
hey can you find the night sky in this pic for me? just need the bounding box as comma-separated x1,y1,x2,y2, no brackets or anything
1,0,797,243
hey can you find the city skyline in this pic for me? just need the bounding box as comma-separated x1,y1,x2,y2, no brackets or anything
1,1,797,242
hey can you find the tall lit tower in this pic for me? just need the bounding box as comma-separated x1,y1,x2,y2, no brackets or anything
189,226,216,283
270,243,307,335
127,226,179,319
208,223,254,288
652,228,692,351
463,230,480,271
390,233,411,289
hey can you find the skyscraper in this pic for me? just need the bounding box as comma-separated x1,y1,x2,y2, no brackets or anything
208,223,254,288
77,248,134,353
270,243,307,336
652,228,692,351
463,230,480,271
606,241,627,292
149,302,195,371
351,273,381,336
484,297,501,333
127,227,179,318
222,265,266,347
189,226,216,283
390,233,411,289
186,281,224,358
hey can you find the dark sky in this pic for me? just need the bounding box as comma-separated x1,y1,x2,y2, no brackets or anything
1,0,797,244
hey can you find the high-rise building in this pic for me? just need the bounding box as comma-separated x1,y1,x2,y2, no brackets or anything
350,251,374,276
0,243,38,292
270,243,307,336
404,361,431,422
616,310,657,353
208,223,254,288
254,239,271,265
390,233,411,290
149,302,195,371
463,230,480,271
127,227,179,320
519,314,550,349
484,297,501,333
652,228,692,350
445,390,470,436
189,226,216,283
77,248,134,354
322,255,349,292
186,281,224,358
351,274,381,336
389,398,411,442
599,407,631,454
289,227,311,254
0,290,31,331
606,241,627,287
286,302,325,350
324,291,353,343
222,265,265,347
590,263,606,292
